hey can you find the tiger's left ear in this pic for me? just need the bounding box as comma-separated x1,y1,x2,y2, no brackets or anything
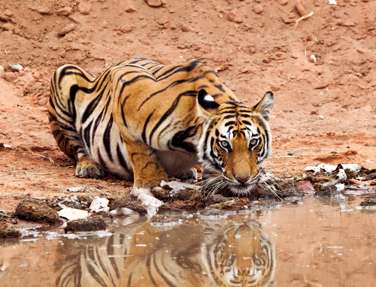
196,89,220,116
253,91,274,120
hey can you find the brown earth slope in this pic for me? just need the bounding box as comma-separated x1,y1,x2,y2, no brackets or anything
0,0,375,211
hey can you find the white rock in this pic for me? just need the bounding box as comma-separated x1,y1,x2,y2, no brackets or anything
336,169,347,181
8,63,23,72
89,197,109,213
160,180,199,193
340,164,361,173
0,65,4,77
328,0,336,5
58,206,89,221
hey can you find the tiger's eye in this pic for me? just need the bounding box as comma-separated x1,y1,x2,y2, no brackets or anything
249,138,258,148
219,140,230,150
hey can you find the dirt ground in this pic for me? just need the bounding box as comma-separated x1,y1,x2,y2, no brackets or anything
0,0,375,212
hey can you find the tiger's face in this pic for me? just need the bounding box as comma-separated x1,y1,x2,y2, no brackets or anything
198,91,273,194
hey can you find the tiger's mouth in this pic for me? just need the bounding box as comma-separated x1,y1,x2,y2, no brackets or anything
226,176,260,195
201,174,260,196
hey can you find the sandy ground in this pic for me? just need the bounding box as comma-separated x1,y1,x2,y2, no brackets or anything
0,0,376,211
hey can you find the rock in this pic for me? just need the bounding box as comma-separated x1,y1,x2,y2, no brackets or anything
89,197,109,213
2,72,17,82
0,65,4,78
180,24,192,32
8,63,23,72
65,217,107,232
29,5,52,15
78,2,91,15
15,199,60,224
0,223,21,239
253,4,264,14
295,180,315,194
109,197,147,215
57,24,76,37
0,22,13,31
144,0,164,8
56,6,73,16
4,10,13,17
58,206,89,221
225,10,243,23
279,0,289,5
125,6,137,13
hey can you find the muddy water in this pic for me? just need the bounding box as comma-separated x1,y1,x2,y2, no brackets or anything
0,197,376,287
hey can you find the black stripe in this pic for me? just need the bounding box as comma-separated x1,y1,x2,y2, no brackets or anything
224,120,235,127
242,120,253,126
137,76,202,111
148,90,196,144
157,60,200,81
91,109,105,144
170,125,197,153
103,116,113,162
82,121,93,149
117,144,129,171
141,111,155,144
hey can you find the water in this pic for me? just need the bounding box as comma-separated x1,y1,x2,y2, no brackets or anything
0,197,376,287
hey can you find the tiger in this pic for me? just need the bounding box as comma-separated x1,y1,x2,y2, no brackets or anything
48,57,274,205
56,217,275,287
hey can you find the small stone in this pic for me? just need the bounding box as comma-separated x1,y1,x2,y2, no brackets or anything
4,9,13,17
15,199,60,224
65,217,107,232
279,0,289,5
180,24,192,32
253,4,264,14
78,2,91,15
29,5,52,15
8,63,23,72
56,6,73,16
0,223,21,239
225,10,243,23
125,6,137,13
57,24,76,37
144,0,164,7
0,22,14,31
0,65,4,77
2,72,17,82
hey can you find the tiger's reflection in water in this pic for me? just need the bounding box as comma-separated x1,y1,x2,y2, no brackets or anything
57,215,275,287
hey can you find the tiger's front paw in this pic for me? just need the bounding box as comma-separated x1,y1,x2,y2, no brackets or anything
75,158,104,179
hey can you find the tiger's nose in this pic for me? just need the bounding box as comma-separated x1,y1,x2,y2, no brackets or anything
235,176,250,184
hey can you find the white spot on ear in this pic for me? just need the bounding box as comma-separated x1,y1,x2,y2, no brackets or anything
204,94,215,102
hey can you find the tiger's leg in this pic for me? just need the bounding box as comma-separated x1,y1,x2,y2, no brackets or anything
125,139,168,215
48,70,104,179
48,107,105,179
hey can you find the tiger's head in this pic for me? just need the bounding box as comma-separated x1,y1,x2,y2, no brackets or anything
197,86,274,195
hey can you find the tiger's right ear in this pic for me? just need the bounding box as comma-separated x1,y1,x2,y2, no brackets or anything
196,89,220,116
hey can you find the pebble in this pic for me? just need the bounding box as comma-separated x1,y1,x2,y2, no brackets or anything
15,199,60,224
56,6,73,16
125,5,137,13
2,72,17,82
78,2,91,15
226,10,243,24
57,24,76,37
9,63,23,72
0,65,4,78
144,0,164,7
279,0,289,5
29,5,52,15
253,4,264,14
65,217,107,232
